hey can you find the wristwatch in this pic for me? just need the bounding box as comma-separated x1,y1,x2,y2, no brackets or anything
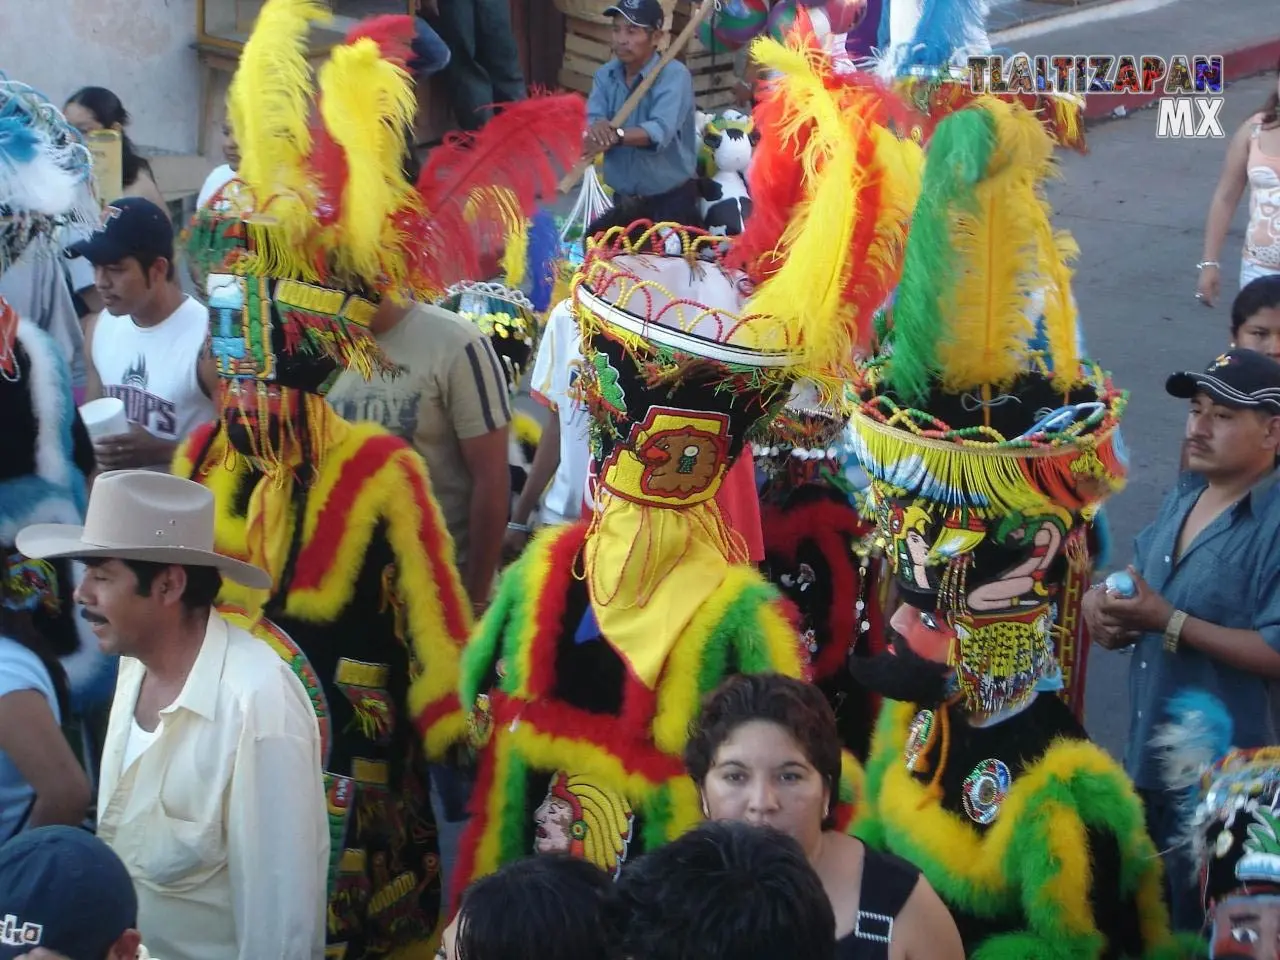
1163,609,1189,653
615,127,625,143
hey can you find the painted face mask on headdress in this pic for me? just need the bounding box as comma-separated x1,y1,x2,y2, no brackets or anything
1155,697,1280,956
850,97,1127,724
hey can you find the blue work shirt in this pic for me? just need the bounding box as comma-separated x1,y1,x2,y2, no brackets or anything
586,52,697,198
1124,469,1280,790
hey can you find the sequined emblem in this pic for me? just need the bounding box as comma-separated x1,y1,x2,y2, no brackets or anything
962,758,1012,825
904,710,934,772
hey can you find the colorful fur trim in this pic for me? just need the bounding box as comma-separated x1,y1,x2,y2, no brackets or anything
174,419,471,757
454,522,853,900
857,700,1183,959
759,492,875,679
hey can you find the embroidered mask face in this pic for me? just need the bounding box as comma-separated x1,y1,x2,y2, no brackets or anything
533,772,635,879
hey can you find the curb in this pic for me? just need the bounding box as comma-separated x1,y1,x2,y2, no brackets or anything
1083,36,1280,121
988,0,1126,35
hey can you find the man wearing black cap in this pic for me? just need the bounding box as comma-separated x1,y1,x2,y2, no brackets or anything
0,826,150,959
1083,347,1280,931
585,0,699,226
71,198,215,473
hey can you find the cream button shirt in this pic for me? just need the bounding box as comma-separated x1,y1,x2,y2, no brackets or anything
96,613,328,960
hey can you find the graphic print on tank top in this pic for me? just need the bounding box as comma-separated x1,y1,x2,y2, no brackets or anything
104,354,178,437
91,297,215,444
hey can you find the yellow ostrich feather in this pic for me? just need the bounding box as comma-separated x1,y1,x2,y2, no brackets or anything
227,0,330,241
317,37,420,288
502,208,530,290
462,186,525,285
936,99,1068,394
855,127,923,343
745,36,917,373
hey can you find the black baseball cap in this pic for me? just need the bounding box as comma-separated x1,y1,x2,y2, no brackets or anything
603,0,664,30
0,826,138,959
1166,348,1280,412
67,196,174,266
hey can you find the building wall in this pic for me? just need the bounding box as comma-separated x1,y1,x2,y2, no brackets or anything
6,0,202,156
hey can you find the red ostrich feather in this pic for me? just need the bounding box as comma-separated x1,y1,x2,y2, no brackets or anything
404,92,586,291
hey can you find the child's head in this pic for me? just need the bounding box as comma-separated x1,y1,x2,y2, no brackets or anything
1231,275,1280,361
442,855,618,960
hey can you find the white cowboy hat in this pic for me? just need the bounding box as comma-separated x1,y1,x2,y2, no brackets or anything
16,470,271,590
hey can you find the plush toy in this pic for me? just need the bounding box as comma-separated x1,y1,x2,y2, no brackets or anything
696,111,757,237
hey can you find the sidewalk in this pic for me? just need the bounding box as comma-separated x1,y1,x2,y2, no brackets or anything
989,0,1280,122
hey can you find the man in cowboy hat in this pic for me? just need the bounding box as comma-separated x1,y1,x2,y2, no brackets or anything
15,470,328,960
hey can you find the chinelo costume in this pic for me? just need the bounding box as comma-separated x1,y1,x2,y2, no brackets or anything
847,95,1195,959
172,2,584,955
1155,692,1280,957
0,78,113,739
453,34,921,893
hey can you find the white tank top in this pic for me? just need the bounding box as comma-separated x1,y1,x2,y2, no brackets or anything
92,296,214,443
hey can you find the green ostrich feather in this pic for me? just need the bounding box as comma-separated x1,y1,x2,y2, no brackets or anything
884,107,997,406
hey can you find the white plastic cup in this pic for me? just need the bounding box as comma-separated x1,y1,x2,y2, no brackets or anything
79,397,129,441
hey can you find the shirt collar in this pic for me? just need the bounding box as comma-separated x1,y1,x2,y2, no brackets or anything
611,51,662,82
1175,467,1280,517
159,612,229,723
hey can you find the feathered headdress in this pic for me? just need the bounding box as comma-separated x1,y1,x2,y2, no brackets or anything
884,97,1081,405
208,0,585,303
846,98,1125,727
1153,691,1280,909
0,75,98,372
730,32,923,383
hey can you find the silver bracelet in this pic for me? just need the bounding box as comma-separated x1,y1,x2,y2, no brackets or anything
1197,260,1220,270
507,520,532,534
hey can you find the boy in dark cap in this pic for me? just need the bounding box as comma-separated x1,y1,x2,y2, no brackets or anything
0,826,149,960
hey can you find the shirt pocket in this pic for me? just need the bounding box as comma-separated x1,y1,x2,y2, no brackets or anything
132,807,226,890
1189,551,1252,628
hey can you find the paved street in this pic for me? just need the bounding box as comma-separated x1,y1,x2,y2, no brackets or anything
1058,72,1275,756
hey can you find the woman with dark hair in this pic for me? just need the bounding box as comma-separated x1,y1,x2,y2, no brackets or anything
438,856,618,960
63,86,166,209
685,674,963,960
1196,59,1280,307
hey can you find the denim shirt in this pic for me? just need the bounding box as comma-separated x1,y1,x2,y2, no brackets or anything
586,52,697,197
1124,469,1280,789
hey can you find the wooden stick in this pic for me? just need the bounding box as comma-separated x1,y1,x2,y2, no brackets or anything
557,0,717,194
